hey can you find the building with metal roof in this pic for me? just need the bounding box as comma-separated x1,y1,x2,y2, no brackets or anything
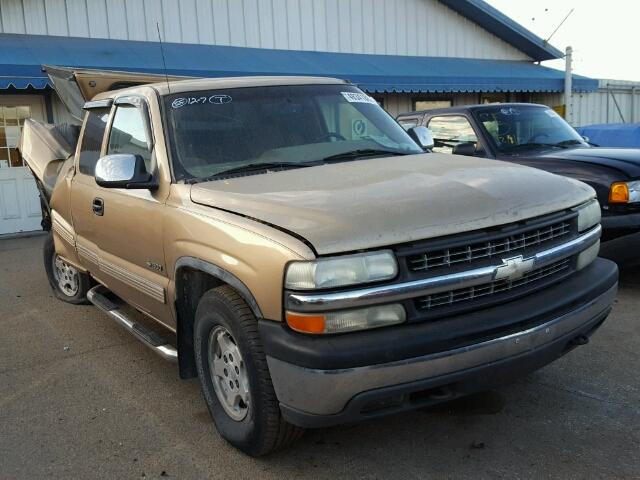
0,0,596,234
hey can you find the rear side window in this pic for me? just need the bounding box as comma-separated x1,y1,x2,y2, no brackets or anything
78,108,110,175
427,115,478,154
107,105,152,171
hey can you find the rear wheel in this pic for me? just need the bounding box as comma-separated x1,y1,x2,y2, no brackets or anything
194,285,304,456
43,234,92,304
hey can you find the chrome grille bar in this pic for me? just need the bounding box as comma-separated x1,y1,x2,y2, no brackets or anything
285,225,600,313
408,221,571,271
417,258,571,310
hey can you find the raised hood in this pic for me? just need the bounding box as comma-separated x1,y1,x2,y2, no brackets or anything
45,65,190,120
190,154,594,255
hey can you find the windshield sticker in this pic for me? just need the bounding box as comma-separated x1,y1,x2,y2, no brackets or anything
351,118,368,137
171,95,233,108
341,92,378,104
500,107,520,116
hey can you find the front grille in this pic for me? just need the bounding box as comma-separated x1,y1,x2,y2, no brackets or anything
407,219,571,273
415,258,571,312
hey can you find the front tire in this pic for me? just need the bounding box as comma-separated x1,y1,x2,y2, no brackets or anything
43,234,92,304
194,285,304,456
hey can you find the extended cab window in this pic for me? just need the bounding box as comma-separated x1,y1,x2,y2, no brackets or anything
427,115,478,154
78,107,110,175
107,105,152,171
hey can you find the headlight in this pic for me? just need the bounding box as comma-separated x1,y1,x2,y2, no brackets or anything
609,180,640,204
286,304,406,334
573,199,601,232
285,250,398,290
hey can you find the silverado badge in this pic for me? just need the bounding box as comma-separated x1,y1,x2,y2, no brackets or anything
146,261,164,272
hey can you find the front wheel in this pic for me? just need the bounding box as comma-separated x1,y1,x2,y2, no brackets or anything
194,285,304,456
43,234,92,304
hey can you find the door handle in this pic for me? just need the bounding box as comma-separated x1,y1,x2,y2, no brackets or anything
92,198,104,216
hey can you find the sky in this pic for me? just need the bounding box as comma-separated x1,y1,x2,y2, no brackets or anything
485,0,640,81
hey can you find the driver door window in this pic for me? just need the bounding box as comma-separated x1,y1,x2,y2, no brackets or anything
107,105,152,171
427,116,478,154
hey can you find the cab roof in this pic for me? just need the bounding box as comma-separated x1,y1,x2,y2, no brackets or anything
91,76,350,102
45,65,350,119
397,103,549,119
147,75,349,96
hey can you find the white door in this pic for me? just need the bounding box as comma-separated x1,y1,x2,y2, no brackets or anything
0,96,45,235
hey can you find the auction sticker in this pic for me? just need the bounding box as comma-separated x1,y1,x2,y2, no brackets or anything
341,92,378,104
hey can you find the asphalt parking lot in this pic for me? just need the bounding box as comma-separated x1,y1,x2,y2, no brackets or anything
1,235,638,479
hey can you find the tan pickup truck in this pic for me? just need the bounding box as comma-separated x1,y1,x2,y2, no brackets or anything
21,67,618,456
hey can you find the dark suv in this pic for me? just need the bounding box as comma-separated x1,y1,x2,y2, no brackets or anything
397,103,640,265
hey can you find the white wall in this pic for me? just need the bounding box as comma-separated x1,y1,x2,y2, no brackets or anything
0,0,530,61
535,80,640,127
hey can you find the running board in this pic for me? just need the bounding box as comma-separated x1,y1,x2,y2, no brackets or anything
87,285,178,362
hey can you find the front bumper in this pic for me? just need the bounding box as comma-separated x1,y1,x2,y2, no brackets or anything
262,258,618,428
600,213,640,265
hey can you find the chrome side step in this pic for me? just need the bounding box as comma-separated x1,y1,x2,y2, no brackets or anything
87,285,178,362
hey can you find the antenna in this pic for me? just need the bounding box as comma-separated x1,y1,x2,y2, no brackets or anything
156,22,171,94
545,8,574,44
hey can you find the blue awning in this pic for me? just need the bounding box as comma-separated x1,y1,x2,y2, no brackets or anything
0,63,51,89
0,33,598,93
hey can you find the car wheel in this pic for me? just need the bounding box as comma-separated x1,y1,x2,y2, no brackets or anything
43,234,92,304
194,285,304,456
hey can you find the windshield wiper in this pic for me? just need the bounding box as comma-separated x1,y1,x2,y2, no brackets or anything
187,149,410,183
503,143,565,152
552,139,584,147
190,162,310,183
319,149,410,163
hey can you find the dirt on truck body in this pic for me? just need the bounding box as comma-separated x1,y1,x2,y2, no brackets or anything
21,66,618,456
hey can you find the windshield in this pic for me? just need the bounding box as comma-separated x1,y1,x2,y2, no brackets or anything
474,105,587,153
164,84,422,181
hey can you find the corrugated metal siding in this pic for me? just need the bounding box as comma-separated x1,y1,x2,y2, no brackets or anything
534,81,640,127
0,0,530,60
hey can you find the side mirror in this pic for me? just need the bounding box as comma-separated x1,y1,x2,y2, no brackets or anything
452,142,477,157
95,154,156,189
407,126,434,150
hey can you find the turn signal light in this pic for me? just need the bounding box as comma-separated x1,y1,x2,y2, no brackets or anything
285,313,326,334
286,304,406,334
609,182,629,203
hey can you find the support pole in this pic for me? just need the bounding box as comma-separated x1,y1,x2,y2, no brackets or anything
606,83,610,123
564,46,573,124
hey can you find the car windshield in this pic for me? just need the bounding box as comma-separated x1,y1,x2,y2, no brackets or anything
473,105,588,154
164,84,422,181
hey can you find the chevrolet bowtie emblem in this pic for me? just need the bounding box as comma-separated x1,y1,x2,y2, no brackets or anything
494,255,535,281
